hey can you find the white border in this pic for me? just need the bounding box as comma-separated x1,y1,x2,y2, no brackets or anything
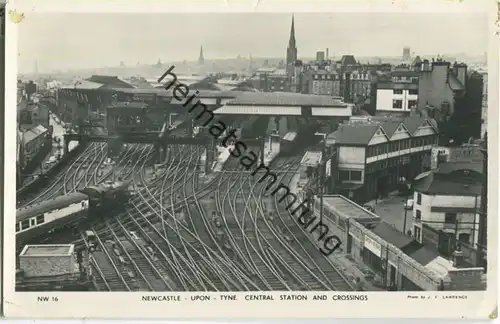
3,0,499,319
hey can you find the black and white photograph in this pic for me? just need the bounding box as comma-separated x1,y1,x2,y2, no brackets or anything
4,0,498,319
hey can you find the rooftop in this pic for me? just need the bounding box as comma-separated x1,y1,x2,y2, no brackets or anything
107,101,149,110
20,244,74,257
371,222,414,249
331,124,381,146
60,80,105,90
321,195,380,220
23,125,48,143
300,151,322,166
86,75,134,89
225,91,348,107
413,163,483,196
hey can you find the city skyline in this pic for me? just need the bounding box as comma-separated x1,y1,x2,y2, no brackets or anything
18,12,488,73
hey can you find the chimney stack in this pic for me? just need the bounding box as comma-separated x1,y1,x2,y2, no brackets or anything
326,48,329,60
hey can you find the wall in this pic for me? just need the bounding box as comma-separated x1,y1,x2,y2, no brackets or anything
368,128,389,146
338,146,365,168
375,89,393,111
413,192,481,246
20,255,75,277
347,218,441,291
444,268,486,291
417,63,455,114
390,126,411,141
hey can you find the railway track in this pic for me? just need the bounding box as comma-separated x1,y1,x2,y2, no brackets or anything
81,131,353,291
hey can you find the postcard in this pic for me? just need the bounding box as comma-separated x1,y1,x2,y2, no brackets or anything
3,0,498,319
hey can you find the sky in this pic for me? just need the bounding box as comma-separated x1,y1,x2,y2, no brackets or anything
17,12,488,73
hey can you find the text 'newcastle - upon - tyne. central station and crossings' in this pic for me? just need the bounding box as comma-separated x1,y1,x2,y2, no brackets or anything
16,15,487,293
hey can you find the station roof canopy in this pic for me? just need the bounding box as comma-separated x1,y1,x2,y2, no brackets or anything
214,92,353,117
107,101,149,110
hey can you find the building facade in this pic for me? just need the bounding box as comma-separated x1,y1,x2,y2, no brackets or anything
412,145,486,268
327,116,439,203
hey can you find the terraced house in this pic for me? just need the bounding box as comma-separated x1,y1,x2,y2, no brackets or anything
326,115,439,203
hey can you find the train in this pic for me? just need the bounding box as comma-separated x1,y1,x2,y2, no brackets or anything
16,180,131,246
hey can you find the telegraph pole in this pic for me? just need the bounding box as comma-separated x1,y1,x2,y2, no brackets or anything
317,133,327,233
402,182,412,235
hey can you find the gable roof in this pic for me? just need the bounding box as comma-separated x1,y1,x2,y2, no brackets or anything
334,124,382,146
381,120,403,138
402,116,438,135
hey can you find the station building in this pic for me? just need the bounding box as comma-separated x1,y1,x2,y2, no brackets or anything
311,195,486,291
324,115,439,203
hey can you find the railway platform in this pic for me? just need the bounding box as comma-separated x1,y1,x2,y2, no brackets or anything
287,173,384,291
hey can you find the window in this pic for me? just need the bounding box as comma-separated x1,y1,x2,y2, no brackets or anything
417,193,422,205
416,210,421,220
21,220,30,230
339,170,362,182
444,213,457,224
392,100,403,109
351,171,362,181
339,170,350,181
414,226,422,242
408,89,418,95
408,100,417,109
15,223,20,232
458,233,470,244
36,214,45,225
393,89,403,95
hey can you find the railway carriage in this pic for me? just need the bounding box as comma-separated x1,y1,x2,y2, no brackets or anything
16,180,131,246
16,192,90,245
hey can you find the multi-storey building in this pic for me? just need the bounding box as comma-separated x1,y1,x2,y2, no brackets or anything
417,60,466,121
375,69,419,114
258,68,290,92
308,70,340,96
412,145,486,268
349,69,373,102
326,115,439,203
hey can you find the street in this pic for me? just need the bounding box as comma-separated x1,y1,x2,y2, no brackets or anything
369,194,413,235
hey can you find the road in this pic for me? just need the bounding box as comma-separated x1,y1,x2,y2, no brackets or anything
22,113,77,184
370,195,414,236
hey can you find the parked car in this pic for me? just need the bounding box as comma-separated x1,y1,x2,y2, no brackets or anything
404,199,414,210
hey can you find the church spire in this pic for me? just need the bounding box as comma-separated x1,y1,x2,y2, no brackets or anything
286,15,297,66
198,45,204,65
289,14,296,47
